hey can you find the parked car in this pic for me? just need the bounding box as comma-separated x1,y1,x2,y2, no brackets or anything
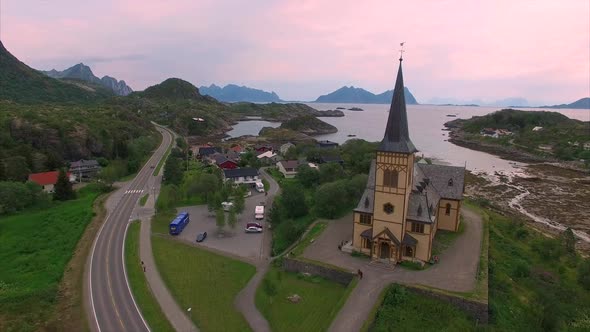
196,232,207,242
246,222,263,229
245,226,263,233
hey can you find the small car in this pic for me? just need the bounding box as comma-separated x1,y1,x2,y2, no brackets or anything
245,226,263,233
246,222,263,229
196,232,207,242
150,165,155,169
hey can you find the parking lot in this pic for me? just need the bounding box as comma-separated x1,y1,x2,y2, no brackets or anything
175,190,271,260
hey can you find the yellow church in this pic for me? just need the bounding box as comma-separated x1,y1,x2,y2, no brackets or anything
351,58,465,264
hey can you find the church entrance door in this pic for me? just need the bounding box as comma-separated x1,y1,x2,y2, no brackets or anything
380,242,390,259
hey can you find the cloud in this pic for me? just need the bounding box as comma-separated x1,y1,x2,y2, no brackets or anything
1,0,588,104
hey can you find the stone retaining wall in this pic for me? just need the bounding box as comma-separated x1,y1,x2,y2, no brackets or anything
282,258,355,286
406,286,489,324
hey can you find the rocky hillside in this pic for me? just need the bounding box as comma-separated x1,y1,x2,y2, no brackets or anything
200,84,282,102
279,114,338,135
541,97,590,110
42,63,133,96
0,40,109,104
228,102,343,121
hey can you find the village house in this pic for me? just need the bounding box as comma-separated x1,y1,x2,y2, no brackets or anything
351,58,465,264
69,159,101,180
28,171,76,193
223,168,260,186
211,153,238,170
229,145,244,154
257,150,281,165
279,142,296,155
317,140,339,149
480,128,512,138
196,146,221,159
254,144,274,154
276,160,300,178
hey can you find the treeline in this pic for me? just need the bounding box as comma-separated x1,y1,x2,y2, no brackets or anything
268,139,377,255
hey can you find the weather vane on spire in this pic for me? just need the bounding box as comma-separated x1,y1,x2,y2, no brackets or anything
399,42,405,61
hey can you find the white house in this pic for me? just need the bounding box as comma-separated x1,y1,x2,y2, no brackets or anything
28,171,76,193
276,160,300,178
223,168,260,186
257,150,281,164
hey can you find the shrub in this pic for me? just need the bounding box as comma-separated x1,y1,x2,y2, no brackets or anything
577,259,590,290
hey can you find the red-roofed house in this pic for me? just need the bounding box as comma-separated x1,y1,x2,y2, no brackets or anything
28,171,76,193
229,145,243,153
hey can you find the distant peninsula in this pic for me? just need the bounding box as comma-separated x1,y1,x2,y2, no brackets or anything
540,97,590,110
200,84,282,103
41,63,133,96
315,86,418,104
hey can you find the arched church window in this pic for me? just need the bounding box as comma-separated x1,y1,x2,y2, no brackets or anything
383,169,398,188
445,203,451,215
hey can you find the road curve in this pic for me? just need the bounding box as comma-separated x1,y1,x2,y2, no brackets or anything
86,125,174,332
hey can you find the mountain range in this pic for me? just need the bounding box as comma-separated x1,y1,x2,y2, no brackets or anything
199,84,282,102
541,97,590,110
315,86,418,104
41,63,133,96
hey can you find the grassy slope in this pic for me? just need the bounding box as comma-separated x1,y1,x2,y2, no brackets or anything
0,188,98,332
152,236,255,331
139,194,149,206
371,285,477,332
125,222,174,332
255,268,351,332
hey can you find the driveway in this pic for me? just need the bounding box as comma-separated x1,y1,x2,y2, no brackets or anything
176,190,269,260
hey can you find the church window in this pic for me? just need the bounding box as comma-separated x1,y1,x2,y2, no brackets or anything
411,222,425,233
364,197,370,209
383,169,398,188
405,246,414,257
359,213,372,225
362,238,372,249
445,203,451,215
448,178,454,186
417,205,423,216
383,203,394,215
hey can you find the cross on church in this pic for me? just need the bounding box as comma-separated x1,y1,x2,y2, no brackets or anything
399,42,405,61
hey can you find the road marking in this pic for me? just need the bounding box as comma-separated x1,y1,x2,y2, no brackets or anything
89,125,172,332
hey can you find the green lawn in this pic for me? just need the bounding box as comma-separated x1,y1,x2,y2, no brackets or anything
139,193,149,206
290,221,327,257
271,214,316,256
0,188,99,332
152,210,176,235
153,138,173,176
152,236,255,331
370,284,477,332
125,222,174,332
432,219,465,256
255,267,354,332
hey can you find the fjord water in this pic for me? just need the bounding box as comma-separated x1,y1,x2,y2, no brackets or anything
227,103,588,174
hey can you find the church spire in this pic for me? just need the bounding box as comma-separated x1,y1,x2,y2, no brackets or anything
378,56,417,154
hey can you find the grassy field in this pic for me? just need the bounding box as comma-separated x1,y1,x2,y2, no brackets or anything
125,222,174,332
0,188,99,332
370,284,477,332
290,221,327,257
152,236,255,331
139,193,149,206
487,207,590,331
255,267,354,332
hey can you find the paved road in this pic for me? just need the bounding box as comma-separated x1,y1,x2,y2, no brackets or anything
86,125,173,332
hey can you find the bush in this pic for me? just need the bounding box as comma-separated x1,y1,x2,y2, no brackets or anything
511,260,531,278
577,259,590,290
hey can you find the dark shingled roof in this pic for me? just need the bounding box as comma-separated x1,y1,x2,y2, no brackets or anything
198,146,221,156
354,160,376,213
402,233,418,246
278,160,300,169
373,227,400,246
379,60,417,154
223,168,259,178
360,228,372,239
417,163,465,200
407,192,435,224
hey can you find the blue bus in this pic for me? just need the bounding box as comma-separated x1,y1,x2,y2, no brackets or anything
169,212,190,235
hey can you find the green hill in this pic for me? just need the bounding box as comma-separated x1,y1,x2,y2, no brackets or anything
280,114,337,135
0,40,109,104
134,78,208,100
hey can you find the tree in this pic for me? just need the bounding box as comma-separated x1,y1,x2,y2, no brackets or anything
284,146,298,160
578,259,590,290
164,156,183,185
295,164,320,188
228,208,237,230
319,162,345,184
215,208,226,233
281,183,307,218
3,156,30,182
561,228,576,256
262,278,277,303
268,202,283,226
314,180,348,218
233,185,246,215
54,168,75,201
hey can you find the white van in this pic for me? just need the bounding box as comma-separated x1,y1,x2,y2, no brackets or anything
255,205,265,220
255,182,265,193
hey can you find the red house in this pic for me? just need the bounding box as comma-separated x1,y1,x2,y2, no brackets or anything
229,145,243,153
213,155,238,170
254,144,273,153
28,171,76,193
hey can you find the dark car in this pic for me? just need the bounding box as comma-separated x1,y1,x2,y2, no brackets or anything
196,232,207,242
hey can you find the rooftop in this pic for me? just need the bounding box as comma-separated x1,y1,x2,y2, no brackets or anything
223,167,259,178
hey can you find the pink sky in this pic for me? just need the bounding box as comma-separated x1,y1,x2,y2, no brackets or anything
2,0,589,104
